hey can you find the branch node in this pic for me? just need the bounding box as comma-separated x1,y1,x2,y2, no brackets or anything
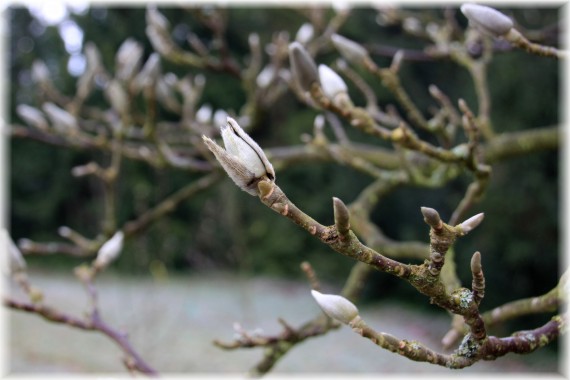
258,180,275,200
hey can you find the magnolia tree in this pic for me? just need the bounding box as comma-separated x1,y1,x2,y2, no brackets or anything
5,4,566,376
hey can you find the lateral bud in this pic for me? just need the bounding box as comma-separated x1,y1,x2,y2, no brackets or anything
16,104,48,131
390,50,405,72
333,197,351,240
331,34,370,66
93,231,125,270
146,5,170,31
470,251,482,274
115,38,143,81
42,102,78,133
458,213,484,234
288,42,319,92
470,251,485,305
133,53,161,91
295,23,314,45
105,79,130,116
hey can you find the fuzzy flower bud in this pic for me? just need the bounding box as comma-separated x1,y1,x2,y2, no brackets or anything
470,251,482,274
196,104,213,124
318,64,349,104
331,34,370,65
421,206,442,229
460,4,513,37
133,53,162,92
202,117,275,196
451,143,470,159
93,231,124,270
116,38,143,81
146,25,173,56
156,77,180,112
31,60,50,85
213,109,228,128
248,33,260,49
295,23,314,45
141,53,162,81
16,104,48,130
311,290,359,324
256,65,275,89
58,226,72,238
84,42,103,70
403,17,422,34
42,102,78,133
459,213,485,234
105,79,129,115
332,2,350,14
146,6,170,32
288,42,318,92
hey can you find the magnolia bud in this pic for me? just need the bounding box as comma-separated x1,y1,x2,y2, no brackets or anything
2,230,27,275
403,17,422,34
421,207,442,229
156,76,180,112
295,23,314,45
318,64,348,103
93,231,124,270
331,34,370,65
288,42,318,92
256,65,275,89
213,109,228,128
58,226,72,238
460,4,513,37
141,53,162,81
133,53,161,91
332,2,350,14
470,251,482,274
194,74,206,87
248,33,260,48
311,290,359,324
31,60,50,85
390,50,405,72
42,102,78,133
84,42,103,71
146,25,172,56
116,38,143,81
459,213,485,234
16,104,48,130
451,143,470,159
146,6,170,32
202,117,275,196
196,104,213,124
105,79,129,115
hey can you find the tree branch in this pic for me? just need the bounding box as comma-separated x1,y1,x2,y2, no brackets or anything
5,297,157,376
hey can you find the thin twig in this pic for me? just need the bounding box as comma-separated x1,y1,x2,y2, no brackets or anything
5,297,158,376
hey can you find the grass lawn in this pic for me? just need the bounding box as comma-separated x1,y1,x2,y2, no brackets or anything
5,269,560,374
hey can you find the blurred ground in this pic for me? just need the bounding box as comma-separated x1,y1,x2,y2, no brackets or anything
5,270,560,375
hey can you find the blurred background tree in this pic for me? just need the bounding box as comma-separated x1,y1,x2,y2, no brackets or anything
10,4,559,301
